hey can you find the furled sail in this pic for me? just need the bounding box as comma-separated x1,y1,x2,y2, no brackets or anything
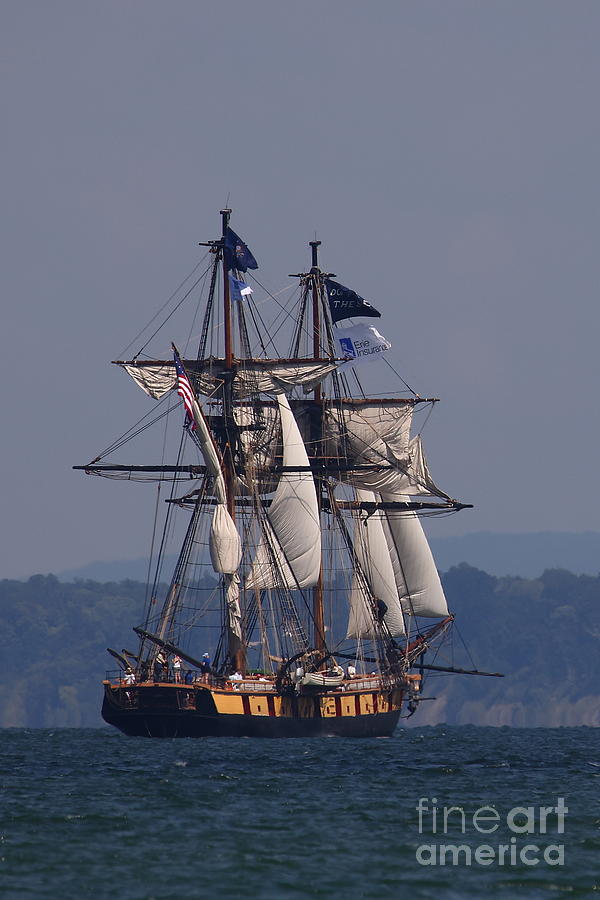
225,573,242,641
382,493,449,618
347,489,406,639
234,403,280,495
344,435,451,500
209,504,242,575
400,435,452,499
120,358,337,400
189,398,226,503
245,395,321,590
324,402,450,500
324,401,414,469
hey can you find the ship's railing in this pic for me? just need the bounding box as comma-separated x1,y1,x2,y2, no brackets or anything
104,670,409,694
104,670,277,689
341,676,383,692
225,679,276,692
104,668,205,685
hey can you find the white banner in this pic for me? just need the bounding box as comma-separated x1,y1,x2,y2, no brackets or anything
334,324,392,365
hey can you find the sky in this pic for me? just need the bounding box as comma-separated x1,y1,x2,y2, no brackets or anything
2,0,600,578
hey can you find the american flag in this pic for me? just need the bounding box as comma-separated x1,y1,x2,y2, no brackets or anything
173,347,196,429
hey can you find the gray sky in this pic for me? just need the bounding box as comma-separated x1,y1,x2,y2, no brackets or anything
3,0,599,577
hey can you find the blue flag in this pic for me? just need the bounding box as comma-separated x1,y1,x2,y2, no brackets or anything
224,227,258,272
325,278,381,324
229,274,254,302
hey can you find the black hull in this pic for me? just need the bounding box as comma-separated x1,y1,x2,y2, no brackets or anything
102,703,401,738
102,682,403,738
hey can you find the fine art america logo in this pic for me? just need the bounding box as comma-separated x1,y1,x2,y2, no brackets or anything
415,797,567,867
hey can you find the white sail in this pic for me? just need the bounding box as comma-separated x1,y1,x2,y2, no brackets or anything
401,435,451,499
246,394,321,590
225,573,242,640
383,493,449,618
120,358,337,400
182,396,242,575
324,400,413,486
189,397,226,503
209,503,242,575
121,362,178,400
342,434,451,500
347,490,405,639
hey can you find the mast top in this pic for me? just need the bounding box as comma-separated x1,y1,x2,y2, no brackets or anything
221,208,232,234
309,239,321,269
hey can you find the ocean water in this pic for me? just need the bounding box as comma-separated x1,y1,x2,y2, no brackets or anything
0,726,598,899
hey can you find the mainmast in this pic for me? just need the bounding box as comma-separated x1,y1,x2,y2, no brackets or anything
308,240,326,656
221,208,234,371
310,240,322,401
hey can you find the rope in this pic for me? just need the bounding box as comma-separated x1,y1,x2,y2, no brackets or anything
130,262,213,360
117,254,210,360
92,396,174,461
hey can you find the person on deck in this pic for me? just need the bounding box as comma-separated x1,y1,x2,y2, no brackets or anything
347,664,357,679
124,668,135,703
200,653,211,683
173,655,182,683
154,650,167,682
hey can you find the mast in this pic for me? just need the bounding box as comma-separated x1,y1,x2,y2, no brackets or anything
222,208,233,369
220,208,245,672
220,208,237,518
310,240,322,399
309,240,326,655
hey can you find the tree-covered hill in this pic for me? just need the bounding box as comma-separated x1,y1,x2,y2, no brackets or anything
0,576,146,727
0,566,599,728
412,564,600,727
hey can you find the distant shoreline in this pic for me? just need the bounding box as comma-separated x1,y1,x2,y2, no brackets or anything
41,530,600,583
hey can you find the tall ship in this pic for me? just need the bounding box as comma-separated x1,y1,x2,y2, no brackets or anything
77,211,499,738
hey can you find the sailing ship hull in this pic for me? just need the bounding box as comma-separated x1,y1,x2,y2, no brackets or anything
102,681,404,738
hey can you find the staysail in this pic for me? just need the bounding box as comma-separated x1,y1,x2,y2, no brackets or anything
246,394,321,590
382,493,449,618
347,489,406,639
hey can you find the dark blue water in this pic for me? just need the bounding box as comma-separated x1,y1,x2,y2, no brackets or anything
0,727,598,898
